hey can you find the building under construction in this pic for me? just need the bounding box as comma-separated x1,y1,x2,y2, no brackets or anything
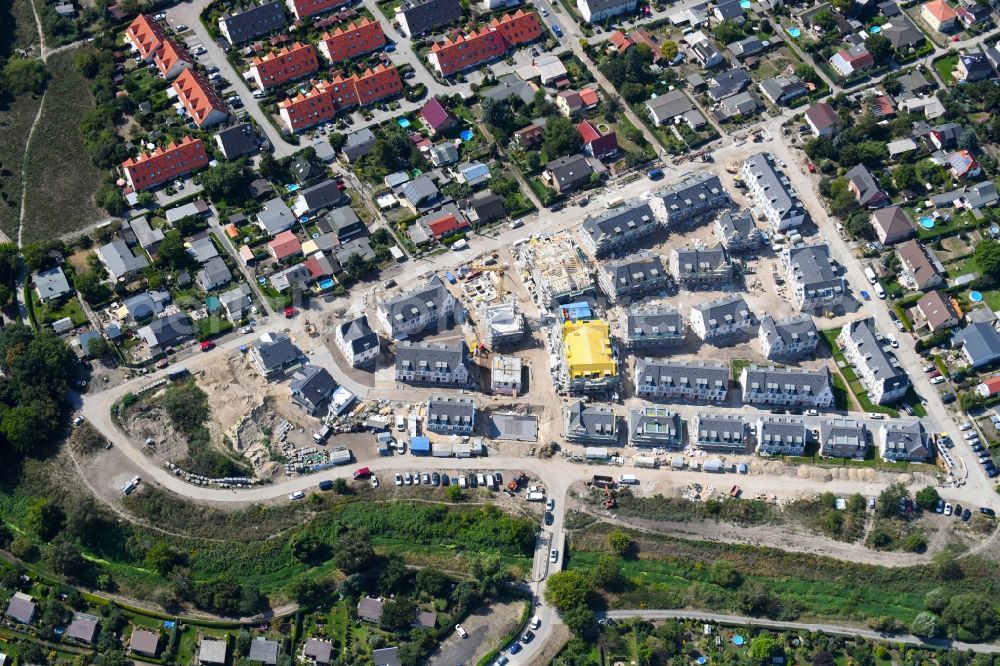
516,236,595,306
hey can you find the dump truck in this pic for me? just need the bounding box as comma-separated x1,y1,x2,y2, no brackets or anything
592,475,615,489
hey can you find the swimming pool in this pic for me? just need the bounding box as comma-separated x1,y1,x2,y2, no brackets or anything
206,295,221,311
787,26,801,37
460,129,474,140
733,635,745,646
740,0,751,7
971,291,984,303
286,183,300,192
318,278,335,290
870,25,881,33
398,118,411,128
919,216,935,229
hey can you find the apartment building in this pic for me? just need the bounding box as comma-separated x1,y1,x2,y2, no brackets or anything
757,314,819,360
579,201,658,257
782,243,846,312
597,253,669,302
286,0,349,20
278,65,402,132
742,152,807,232
837,318,910,404
172,69,229,128
634,359,729,402
628,406,685,449
394,341,470,385
376,275,456,339
318,18,386,64
250,43,320,89
689,294,755,343
642,172,729,227
756,416,808,456
693,413,747,451
620,305,685,351
740,365,834,408
669,243,732,288
121,137,209,191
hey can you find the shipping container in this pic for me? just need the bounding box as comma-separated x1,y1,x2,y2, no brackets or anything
432,443,454,458
592,475,614,488
618,474,638,485
634,455,657,468
329,448,352,465
526,491,545,501
586,447,610,460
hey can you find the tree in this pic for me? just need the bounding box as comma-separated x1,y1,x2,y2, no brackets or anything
562,605,596,639
875,482,908,518
337,573,366,599
911,611,940,637
607,529,632,556
541,116,582,161
378,556,409,594
941,594,998,640
959,127,980,152
334,529,375,575
2,58,49,95
155,230,192,271
544,570,592,612
87,336,112,358
480,96,513,129
811,650,835,666
25,499,65,540
591,555,621,589
794,64,820,85
258,153,286,184
747,633,781,663
146,543,186,575
925,588,949,613
22,242,55,272
290,533,328,564
381,595,417,631
290,578,326,605
415,568,448,598
708,560,741,588
200,161,252,206
914,485,940,512
660,40,678,61
445,484,464,502
75,49,101,78
975,238,1000,279
47,539,87,579
892,163,918,191
831,0,854,13
866,34,892,64
713,20,744,45
469,552,509,596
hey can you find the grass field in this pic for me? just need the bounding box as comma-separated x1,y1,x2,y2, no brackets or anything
0,94,43,239
0,0,41,55
21,47,105,243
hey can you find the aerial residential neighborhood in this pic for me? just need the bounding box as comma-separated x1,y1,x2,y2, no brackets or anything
3,0,1000,662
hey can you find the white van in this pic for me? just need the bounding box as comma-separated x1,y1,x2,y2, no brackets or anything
451,239,468,251
485,474,496,489
395,415,405,431
618,474,638,485
874,283,887,299
289,490,305,501
864,267,877,284
476,473,486,486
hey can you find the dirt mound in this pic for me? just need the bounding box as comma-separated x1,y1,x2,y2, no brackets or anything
122,403,188,462
199,353,277,441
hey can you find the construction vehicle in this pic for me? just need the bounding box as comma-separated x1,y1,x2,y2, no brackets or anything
305,321,318,337
603,486,616,509
507,471,526,492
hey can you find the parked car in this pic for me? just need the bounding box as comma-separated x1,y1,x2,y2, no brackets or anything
289,490,305,501
962,509,972,521
404,473,412,485
955,503,963,516
529,616,541,630
980,507,996,516
964,431,979,440
960,422,973,430
944,502,953,516
550,549,558,563
395,473,402,485
371,476,379,488
455,624,468,639
431,472,440,486
521,630,534,643
931,376,945,384
546,497,555,511
928,370,941,378
509,643,522,655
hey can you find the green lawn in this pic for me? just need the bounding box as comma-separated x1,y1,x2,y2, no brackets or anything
933,54,959,85
33,292,87,327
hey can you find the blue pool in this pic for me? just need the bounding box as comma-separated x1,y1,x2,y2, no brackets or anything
787,27,801,37
460,129,474,140
733,635,745,646
971,291,984,303
206,295,221,311
740,0,751,6
870,25,881,33
286,183,300,192
318,278,335,290
398,117,411,128
920,216,935,229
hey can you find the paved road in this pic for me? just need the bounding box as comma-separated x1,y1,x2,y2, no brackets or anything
602,610,1000,654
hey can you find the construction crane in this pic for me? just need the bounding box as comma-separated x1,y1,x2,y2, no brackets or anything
470,264,507,298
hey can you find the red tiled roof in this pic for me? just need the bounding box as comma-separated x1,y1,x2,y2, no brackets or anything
269,230,303,260
319,17,386,64
172,69,228,127
121,137,208,191
980,376,1000,396
430,11,541,77
251,42,320,89
579,88,599,107
923,0,957,21
278,65,401,132
577,120,602,144
286,0,350,19
427,214,469,238
488,9,543,46
153,39,193,78
125,14,167,60
608,30,634,51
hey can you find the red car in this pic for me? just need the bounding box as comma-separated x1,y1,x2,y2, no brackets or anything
284,306,295,318
807,162,816,173
200,340,215,352
928,369,941,378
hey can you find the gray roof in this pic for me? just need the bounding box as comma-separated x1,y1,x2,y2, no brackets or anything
219,284,251,318
481,75,536,105
303,639,332,664
130,216,165,250
693,294,754,328
196,256,232,291
932,122,963,147
759,75,806,104
123,290,171,320
758,314,817,348
565,400,617,440
380,275,450,328
716,209,759,245
290,365,338,412
707,67,751,100
757,416,807,448
339,316,379,356
966,181,998,209
396,340,467,375
320,207,363,239
373,646,401,666
872,205,914,240
129,629,160,655
546,154,594,189
845,164,886,207
784,243,845,299
577,0,638,16
334,238,375,265
427,395,476,429
819,418,867,457
742,364,831,398
5,594,35,624
694,413,746,448
343,128,376,160
489,413,538,441
635,359,729,391
717,91,761,119
897,70,929,94
357,597,384,622
397,0,462,35
138,312,194,349
624,305,684,342
881,421,929,459
690,40,723,66
247,639,279,666
582,201,656,250
99,239,149,280
199,639,228,664
255,333,301,372
629,406,684,446
958,52,993,80
601,253,666,295
646,89,695,120
214,123,258,159
743,152,803,222
715,0,745,20
257,197,296,235
461,192,506,224
954,322,1000,366
727,37,763,58
671,243,730,277
297,180,347,213
33,266,72,301
882,16,923,48
270,263,313,291
219,0,287,44
429,143,460,165
187,236,220,264
401,176,440,208
647,171,727,219
842,318,910,391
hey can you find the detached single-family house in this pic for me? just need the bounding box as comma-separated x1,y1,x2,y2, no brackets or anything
920,0,958,31
896,239,944,291
196,256,232,291
250,332,302,379
805,103,839,137
97,239,149,281
129,629,160,658
33,266,72,302
257,198,297,236
954,321,1000,367
915,290,958,331
829,44,874,76
544,155,595,193
421,97,458,134
564,400,618,444
845,164,889,208
871,206,914,245
292,180,346,217
289,365,338,414
268,230,303,261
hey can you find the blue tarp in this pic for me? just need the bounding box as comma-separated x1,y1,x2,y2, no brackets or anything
410,436,431,455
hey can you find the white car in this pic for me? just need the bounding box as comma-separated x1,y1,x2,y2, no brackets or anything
886,334,898,348
960,422,973,431
371,476,379,488
241,326,253,334
549,549,558,563
395,473,402,486
455,624,468,639
931,376,946,384
72,416,85,426
529,616,541,630
289,490,305,501
806,408,818,416
154,12,166,19
546,498,555,511
964,432,979,440
404,473,412,485
944,503,953,516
